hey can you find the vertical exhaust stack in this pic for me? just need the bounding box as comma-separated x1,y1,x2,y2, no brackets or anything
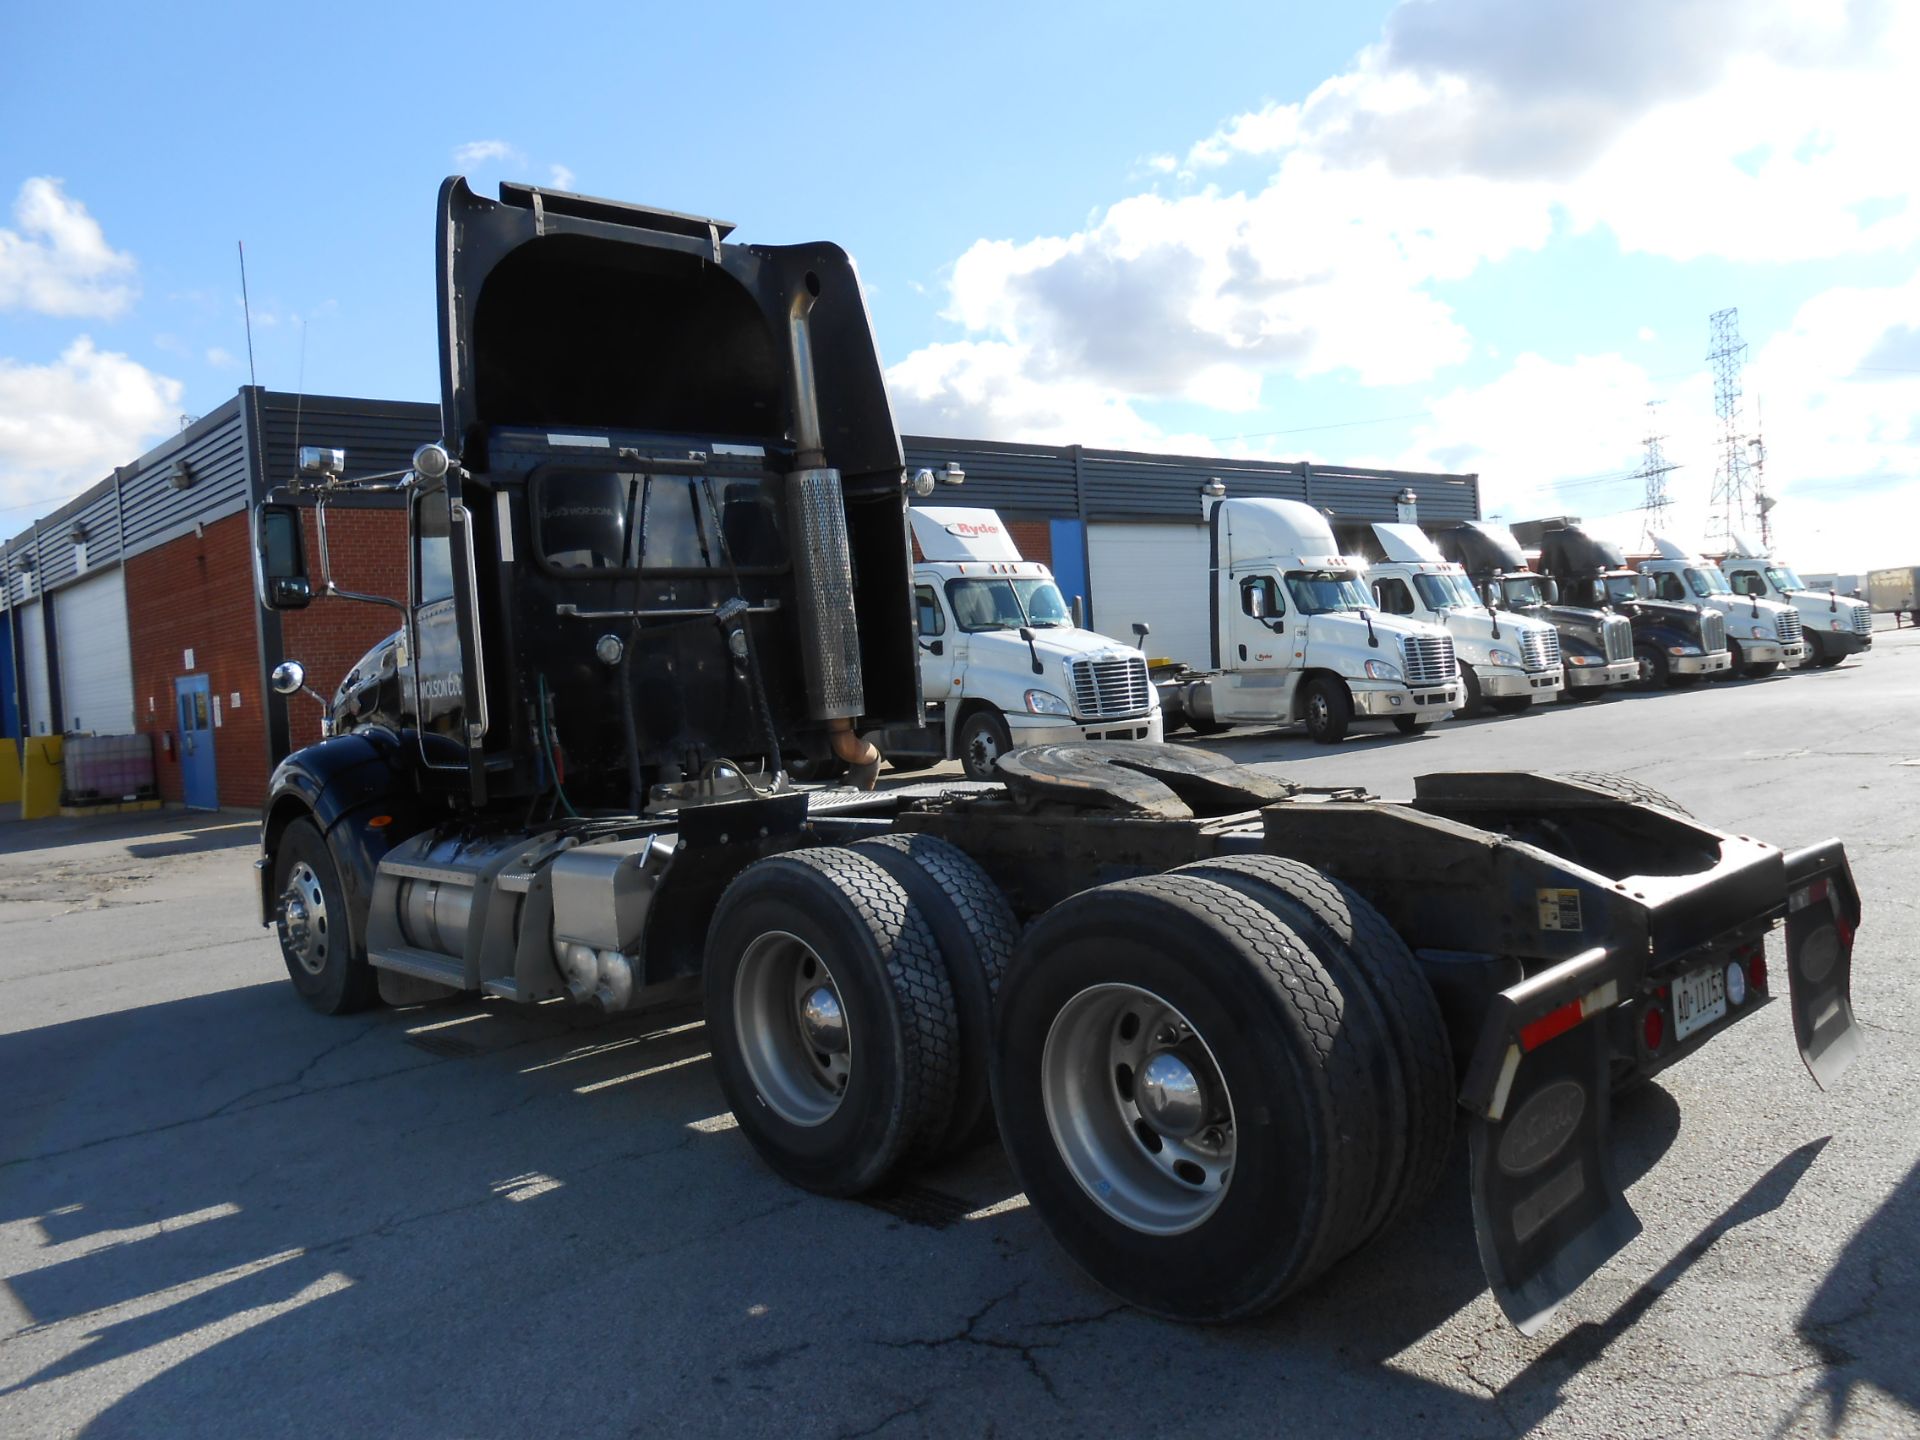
784,273,880,785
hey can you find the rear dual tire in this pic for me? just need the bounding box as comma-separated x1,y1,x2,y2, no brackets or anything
992,865,1452,1322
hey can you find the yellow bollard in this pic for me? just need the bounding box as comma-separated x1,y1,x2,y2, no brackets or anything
20,736,63,819
0,739,19,804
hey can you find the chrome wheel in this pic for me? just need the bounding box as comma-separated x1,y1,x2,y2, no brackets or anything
734,930,852,1127
278,860,330,977
1041,983,1235,1235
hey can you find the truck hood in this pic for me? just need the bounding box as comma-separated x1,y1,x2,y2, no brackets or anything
1436,608,1554,648
1783,589,1870,623
968,627,1143,667
434,176,901,486
1311,611,1447,652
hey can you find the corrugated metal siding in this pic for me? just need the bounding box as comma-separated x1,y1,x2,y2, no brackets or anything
119,402,251,557
903,436,1078,514
257,393,442,490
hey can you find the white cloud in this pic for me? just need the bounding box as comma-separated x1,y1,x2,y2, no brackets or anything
890,0,1920,449
454,139,519,166
0,178,138,319
205,345,236,368
0,339,183,507
549,164,576,191
1387,270,1920,573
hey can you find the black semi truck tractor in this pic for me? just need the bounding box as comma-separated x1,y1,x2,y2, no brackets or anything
1433,521,1639,703
252,178,1867,1335
1525,520,1735,689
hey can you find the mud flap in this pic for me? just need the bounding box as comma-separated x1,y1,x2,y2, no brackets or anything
1782,841,1863,1090
1461,946,1642,1335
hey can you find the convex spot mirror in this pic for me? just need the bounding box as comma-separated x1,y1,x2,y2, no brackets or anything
255,503,312,611
1543,578,1561,604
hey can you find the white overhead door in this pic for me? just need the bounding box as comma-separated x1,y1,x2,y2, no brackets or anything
19,599,52,736
1088,522,1215,668
53,568,136,735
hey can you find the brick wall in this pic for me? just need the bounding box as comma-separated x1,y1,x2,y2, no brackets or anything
125,513,269,809
279,508,409,750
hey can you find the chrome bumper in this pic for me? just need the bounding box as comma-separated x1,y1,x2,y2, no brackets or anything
1672,651,1733,675
1354,682,1460,718
1482,668,1563,698
1567,659,1637,688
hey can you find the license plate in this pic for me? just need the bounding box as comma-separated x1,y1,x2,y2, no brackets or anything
1672,965,1728,1042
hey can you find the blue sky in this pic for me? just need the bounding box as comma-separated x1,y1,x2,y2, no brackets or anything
4,0,1917,571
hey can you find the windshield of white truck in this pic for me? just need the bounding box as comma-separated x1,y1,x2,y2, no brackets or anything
1500,576,1547,608
946,577,1073,632
1286,571,1374,615
1413,571,1483,610
1684,566,1732,597
534,470,784,574
1767,565,1808,592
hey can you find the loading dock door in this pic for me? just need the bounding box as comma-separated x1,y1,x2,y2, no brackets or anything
19,598,51,736
53,568,136,735
1087,522,1214,667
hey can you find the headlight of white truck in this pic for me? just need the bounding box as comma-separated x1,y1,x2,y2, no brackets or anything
1749,624,1772,639
1025,689,1072,716
1363,658,1403,681
1488,647,1520,668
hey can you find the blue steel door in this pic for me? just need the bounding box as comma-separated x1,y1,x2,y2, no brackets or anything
175,675,218,810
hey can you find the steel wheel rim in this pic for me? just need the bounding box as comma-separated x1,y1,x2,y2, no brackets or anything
279,860,330,977
734,930,851,1127
1308,692,1329,729
1041,983,1236,1235
968,724,1002,772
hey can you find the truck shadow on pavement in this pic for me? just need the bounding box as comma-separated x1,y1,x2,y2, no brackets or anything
0,811,256,860
0,983,1874,1439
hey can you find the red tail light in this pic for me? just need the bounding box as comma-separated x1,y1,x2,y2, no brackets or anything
1748,951,1768,994
1642,1005,1666,1053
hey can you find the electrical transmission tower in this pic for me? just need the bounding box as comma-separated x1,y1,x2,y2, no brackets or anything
1635,399,1679,548
1707,307,1753,549
1748,398,1774,548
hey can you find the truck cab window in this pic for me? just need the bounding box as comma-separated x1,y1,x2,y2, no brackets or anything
534,469,783,574
1372,577,1415,615
1655,572,1687,602
1240,575,1283,619
915,584,945,637
415,488,455,604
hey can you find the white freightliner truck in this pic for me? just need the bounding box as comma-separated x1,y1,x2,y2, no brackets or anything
873,506,1161,780
1155,499,1463,742
1345,522,1564,716
248,177,1868,1338
1637,537,1808,678
1719,536,1873,669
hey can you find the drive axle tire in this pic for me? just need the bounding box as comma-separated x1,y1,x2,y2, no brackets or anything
705,848,960,1196
1558,770,1693,817
1173,855,1454,1246
852,834,1016,1154
956,708,1014,782
1302,676,1352,744
273,818,378,1016
992,873,1379,1322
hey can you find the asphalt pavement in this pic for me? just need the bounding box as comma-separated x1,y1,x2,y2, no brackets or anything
2,623,1916,1439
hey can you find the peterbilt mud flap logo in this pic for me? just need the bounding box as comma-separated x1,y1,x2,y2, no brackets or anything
1497,1079,1586,1178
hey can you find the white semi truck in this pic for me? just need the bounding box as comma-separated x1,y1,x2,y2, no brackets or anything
1720,537,1873,669
1156,499,1462,743
1346,522,1564,716
871,506,1161,779
1638,537,1808,678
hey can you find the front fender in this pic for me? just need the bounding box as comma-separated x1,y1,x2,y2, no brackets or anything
258,731,435,950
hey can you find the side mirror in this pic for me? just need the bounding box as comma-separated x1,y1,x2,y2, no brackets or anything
1637,574,1656,599
1483,583,1500,609
1247,587,1267,618
1543,578,1560,604
270,661,307,696
254,504,312,611
1132,620,1151,642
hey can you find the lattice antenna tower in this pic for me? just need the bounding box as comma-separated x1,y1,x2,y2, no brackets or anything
1707,307,1753,548
1635,398,1679,549
1749,397,1773,548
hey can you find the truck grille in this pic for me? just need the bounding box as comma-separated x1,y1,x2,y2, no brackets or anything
1602,616,1632,662
1069,656,1151,718
1400,633,1457,687
1700,610,1726,653
1775,609,1803,645
1518,628,1560,673
1850,604,1872,636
